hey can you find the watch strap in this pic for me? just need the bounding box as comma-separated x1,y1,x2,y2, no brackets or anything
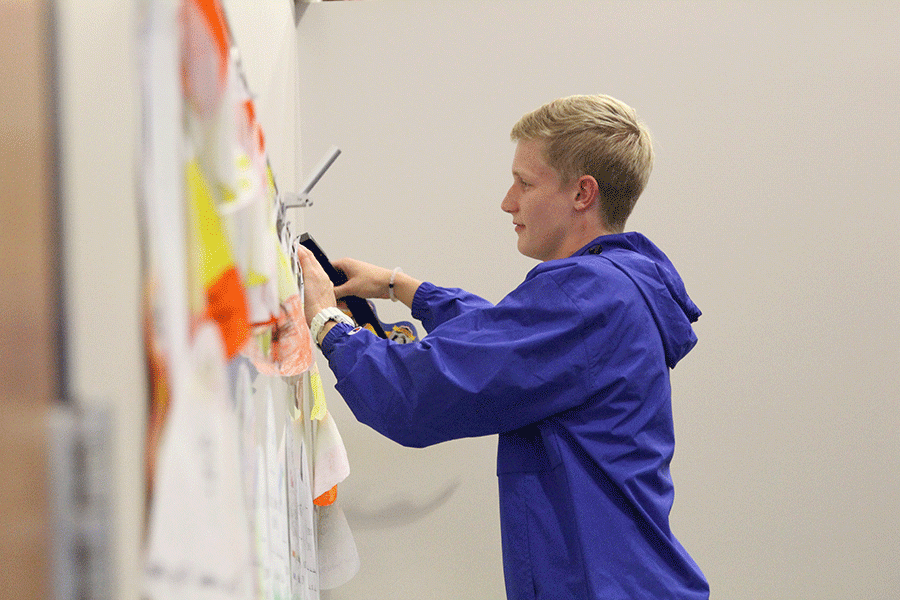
310,307,355,347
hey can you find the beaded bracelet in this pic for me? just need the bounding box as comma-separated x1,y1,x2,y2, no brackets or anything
389,267,403,302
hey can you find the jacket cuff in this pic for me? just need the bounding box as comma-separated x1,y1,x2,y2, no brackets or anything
319,321,357,356
410,281,437,321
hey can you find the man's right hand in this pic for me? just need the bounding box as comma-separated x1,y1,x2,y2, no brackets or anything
332,258,423,308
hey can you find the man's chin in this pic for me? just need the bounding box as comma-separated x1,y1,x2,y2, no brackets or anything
517,241,541,261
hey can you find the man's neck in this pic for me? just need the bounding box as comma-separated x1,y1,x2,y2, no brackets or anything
557,223,614,259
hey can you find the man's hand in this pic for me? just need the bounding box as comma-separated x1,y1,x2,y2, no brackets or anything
295,245,338,327
331,258,393,300
333,257,424,308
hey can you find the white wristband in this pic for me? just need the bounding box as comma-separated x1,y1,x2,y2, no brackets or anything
310,307,355,347
389,267,403,302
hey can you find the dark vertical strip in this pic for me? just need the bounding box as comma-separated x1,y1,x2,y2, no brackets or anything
47,0,68,405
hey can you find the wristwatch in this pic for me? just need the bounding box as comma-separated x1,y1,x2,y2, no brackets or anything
310,307,355,347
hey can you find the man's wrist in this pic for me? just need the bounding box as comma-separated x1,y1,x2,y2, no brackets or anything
316,320,338,347
388,271,424,307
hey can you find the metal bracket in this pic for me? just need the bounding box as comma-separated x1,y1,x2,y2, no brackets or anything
280,191,313,209
277,146,341,242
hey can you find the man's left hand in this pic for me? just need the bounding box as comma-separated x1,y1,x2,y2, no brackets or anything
295,245,338,326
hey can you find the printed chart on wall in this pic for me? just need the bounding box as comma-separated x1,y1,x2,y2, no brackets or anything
139,1,359,598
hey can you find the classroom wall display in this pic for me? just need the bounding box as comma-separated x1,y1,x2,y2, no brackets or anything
138,2,358,598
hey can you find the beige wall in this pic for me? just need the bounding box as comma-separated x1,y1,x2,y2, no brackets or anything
296,2,900,599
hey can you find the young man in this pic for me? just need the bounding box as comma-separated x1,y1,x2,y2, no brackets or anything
297,95,709,599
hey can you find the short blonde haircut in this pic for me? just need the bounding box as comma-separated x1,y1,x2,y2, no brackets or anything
510,95,654,232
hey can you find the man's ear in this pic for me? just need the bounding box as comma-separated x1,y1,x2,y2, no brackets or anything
573,175,599,212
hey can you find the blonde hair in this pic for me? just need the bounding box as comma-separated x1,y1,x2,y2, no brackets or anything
510,95,654,232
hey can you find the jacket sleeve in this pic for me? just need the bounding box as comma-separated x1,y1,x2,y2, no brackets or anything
320,266,629,448
410,281,495,332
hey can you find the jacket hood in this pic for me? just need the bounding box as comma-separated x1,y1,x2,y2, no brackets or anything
575,233,701,368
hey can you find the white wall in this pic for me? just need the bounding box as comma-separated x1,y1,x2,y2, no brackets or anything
296,2,900,599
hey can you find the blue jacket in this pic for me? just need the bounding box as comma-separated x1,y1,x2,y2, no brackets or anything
321,232,709,599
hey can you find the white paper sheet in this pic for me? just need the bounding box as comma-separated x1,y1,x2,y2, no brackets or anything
286,404,320,600
143,324,253,600
312,410,350,500
254,448,269,600
265,387,291,600
316,504,360,591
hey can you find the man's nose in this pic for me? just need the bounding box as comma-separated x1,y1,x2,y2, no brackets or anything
501,187,516,213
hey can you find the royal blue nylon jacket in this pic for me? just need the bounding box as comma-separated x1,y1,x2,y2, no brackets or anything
320,232,709,599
